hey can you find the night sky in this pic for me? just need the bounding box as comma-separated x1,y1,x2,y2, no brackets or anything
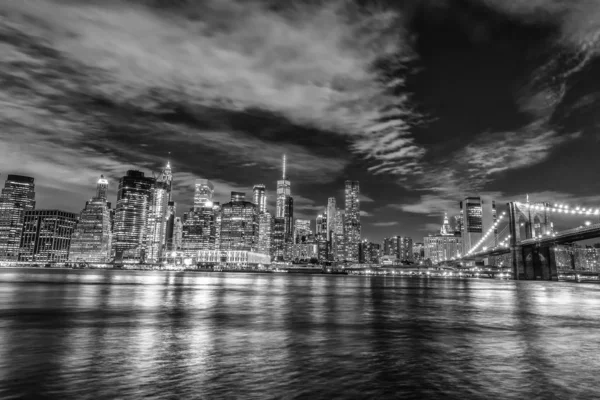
1,0,600,243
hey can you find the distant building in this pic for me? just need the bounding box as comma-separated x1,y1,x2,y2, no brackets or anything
173,217,183,250
19,210,77,263
112,170,155,262
146,162,173,263
253,184,267,214
275,155,293,245
425,215,463,263
344,180,361,262
258,212,274,257
194,179,214,209
359,240,380,264
290,242,318,262
0,175,36,261
412,242,425,261
294,219,312,244
460,196,497,255
326,197,337,258
383,236,413,262
182,205,217,255
334,210,345,261
272,217,286,261
219,192,259,252
69,175,113,263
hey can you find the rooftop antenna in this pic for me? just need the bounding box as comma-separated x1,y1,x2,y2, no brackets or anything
282,154,287,180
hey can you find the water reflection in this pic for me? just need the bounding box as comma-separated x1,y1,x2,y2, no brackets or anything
0,269,599,399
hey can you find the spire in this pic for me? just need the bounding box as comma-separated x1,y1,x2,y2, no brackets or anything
282,154,287,180
440,212,452,235
96,174,108,201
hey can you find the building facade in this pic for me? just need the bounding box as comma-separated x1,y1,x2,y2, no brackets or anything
194,179,214,209
344,181,360,262
253,184,267,214
334,210,345,261
425,215,463,263
219,192,259,252
0,175,36,261
19,210,77,262
69,176,113,263
258,212,274,257
112,170,155,262
146,162,173,262
182,206,217,255
359,240,381,264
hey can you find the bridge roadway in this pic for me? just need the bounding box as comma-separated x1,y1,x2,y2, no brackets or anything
459,222,600,262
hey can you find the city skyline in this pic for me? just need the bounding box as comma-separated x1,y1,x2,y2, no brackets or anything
2,1,600,244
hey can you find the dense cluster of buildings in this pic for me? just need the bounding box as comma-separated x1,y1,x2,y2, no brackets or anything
0,156,367,268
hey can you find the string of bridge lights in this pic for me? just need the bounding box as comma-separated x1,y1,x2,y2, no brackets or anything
466,211,506,256
518,202,600,215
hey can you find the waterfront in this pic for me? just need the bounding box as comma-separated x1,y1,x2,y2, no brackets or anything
1,269,599,399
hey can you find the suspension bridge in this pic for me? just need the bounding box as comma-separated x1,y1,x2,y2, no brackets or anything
454,200,600,281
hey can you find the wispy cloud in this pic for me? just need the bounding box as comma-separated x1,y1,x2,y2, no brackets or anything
371,221,398,227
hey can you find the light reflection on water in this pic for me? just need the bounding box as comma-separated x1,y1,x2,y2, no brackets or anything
0,268,599,399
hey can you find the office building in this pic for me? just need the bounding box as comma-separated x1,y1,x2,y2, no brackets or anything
334,209,345,261
294,219,312,244
19,209,77,262
383,236,413,262
219,192,259,252
413,242,425,262
194,179,214,209
182,205,217,255
460,197,483,255
253,185,267,214
275,155,293,244
272,217,286,261
344,181,361,262
316,213,327,239
146,162,173,262
112,170,155,262
0,175,36,261
69,175,113,263
359,240,381,264
165,201,177,251
425,215,463,263
258,212,274,257
173,217,183,250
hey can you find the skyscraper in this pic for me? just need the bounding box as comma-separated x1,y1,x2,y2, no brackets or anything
326,197,337,260
275,155,293,244
316,213,327,239
112,170,154,262
194,179,214,210
344,180,360,262
146,162,173,262
0,175,36,261
425,215,463,263
219,192,259,252
96,175,108,200
258,212,274,257
272,217,286,261
334,209,345,261
19,210,77,263
253,184,267,214
461,196,484,255
182,205,217,255
69,175,113,263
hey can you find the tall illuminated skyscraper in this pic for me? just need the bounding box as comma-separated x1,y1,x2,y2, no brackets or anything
275,155,293,243
146,162,173,262
253,185,267,214
0,175,36,261
194,179,214,210
112,170,154,262
460,197,483,255
344,180,360,262
326,198,336,242
69,175,113,263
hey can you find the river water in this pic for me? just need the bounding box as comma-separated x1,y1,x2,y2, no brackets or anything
0,268,599,399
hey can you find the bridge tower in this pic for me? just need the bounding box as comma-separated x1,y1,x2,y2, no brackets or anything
507,201,555,280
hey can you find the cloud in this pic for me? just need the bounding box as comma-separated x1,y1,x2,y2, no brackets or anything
360,210,374,217
371,221,398,227
0,0,421,175
359,193,375,203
